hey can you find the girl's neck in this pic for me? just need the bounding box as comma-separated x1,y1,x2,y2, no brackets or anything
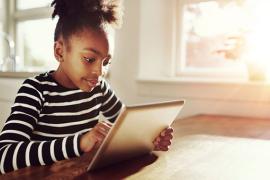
51,66,77,89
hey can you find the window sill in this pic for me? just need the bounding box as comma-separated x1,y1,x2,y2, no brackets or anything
137,76,251,84
0,71,40,78
137,77,270,103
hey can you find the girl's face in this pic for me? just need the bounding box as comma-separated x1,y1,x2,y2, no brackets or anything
55,27,112,92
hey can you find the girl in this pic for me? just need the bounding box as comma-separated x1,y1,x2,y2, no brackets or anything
0,0,173,174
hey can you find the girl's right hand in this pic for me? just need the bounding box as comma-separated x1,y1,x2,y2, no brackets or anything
79,121,112,153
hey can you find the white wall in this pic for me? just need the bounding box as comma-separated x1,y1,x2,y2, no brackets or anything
109,0,172,104
0,78,24,129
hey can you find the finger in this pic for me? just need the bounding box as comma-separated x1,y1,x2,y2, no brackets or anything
161,127,173,137
153,139,159,146
161,131,166,137
153,140,170,151
160,134,173,141
159,140,171,147
159,146,169,151
153,141,162,150
165,127,174,134
154,144,170,151
158,142,171,150
99,121,113,128
153,139,161,151
154,137,161,143
97,122,111,131
95,123,111,135
101,123,112,132
93,125,107,136
94,130,107,142
102,121,113,127
96,128,108,137
97,126,110,135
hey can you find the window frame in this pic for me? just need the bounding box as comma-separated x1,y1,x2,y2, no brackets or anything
174,0,248,81
6,0,53,72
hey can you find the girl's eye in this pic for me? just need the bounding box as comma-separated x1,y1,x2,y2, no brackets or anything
103,60,111,66
83,57,96,63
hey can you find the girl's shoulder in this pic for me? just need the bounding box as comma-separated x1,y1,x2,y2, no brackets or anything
21,71,57,91
24,71,54,83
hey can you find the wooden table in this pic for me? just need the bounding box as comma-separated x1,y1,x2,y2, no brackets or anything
3,114,270,180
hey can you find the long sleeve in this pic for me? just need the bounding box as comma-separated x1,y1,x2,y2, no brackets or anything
100,80,123,123
0,79,83,174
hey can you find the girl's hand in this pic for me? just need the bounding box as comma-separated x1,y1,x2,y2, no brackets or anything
153,127,173,151
80,121,112,153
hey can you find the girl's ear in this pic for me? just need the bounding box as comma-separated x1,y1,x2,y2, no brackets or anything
54,40,64,62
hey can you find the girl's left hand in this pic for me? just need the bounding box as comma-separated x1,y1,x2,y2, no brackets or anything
153,127,173,151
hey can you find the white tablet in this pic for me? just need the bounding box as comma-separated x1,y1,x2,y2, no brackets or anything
87,100,185,171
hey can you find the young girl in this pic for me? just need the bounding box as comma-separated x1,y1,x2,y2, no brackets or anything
0,0,173,174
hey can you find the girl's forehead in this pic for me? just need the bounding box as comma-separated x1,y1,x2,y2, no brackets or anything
67,28,111,56
72,28,108,41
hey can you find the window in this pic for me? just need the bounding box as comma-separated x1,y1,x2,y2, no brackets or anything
3,0,116,73
176,0,270,81
16,18,57,71
16,0,51,10
0,1,7,66
5,0,57,72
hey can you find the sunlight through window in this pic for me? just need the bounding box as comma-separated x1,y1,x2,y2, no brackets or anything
16,0,51,10
179,0,270,81
16,18,57,71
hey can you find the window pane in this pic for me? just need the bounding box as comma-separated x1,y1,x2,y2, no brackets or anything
16,0,51,10
0,25,5,66
0,0,6,66
16,18,58,71
181,0,270,79
182,1,247,70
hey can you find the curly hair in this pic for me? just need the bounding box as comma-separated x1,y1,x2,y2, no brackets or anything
51,0,124,41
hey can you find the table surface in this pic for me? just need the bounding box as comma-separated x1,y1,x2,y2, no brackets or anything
3,114,270,180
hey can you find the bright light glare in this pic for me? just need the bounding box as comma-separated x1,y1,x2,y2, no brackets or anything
184,0,270,81
193,2,246,37
243,0,270,80
16,0,51,10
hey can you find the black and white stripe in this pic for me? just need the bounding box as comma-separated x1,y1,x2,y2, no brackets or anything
0,72,122,174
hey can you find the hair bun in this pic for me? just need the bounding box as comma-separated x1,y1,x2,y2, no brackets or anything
51,0,67,19
51,0,108,19
51,0,123,27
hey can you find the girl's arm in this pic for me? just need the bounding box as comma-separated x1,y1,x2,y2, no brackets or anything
0,79,83,174
100,80,123,123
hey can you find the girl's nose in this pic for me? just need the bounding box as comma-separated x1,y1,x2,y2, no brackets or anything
92,62,102,77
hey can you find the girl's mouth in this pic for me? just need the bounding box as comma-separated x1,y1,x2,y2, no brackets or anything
84,78,98,87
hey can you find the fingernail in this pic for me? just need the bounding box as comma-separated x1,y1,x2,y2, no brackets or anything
161,131,166,137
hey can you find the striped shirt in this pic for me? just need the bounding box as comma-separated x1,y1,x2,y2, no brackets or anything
0,72,123,174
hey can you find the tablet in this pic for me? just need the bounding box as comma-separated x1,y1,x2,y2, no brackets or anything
87,100,185,171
